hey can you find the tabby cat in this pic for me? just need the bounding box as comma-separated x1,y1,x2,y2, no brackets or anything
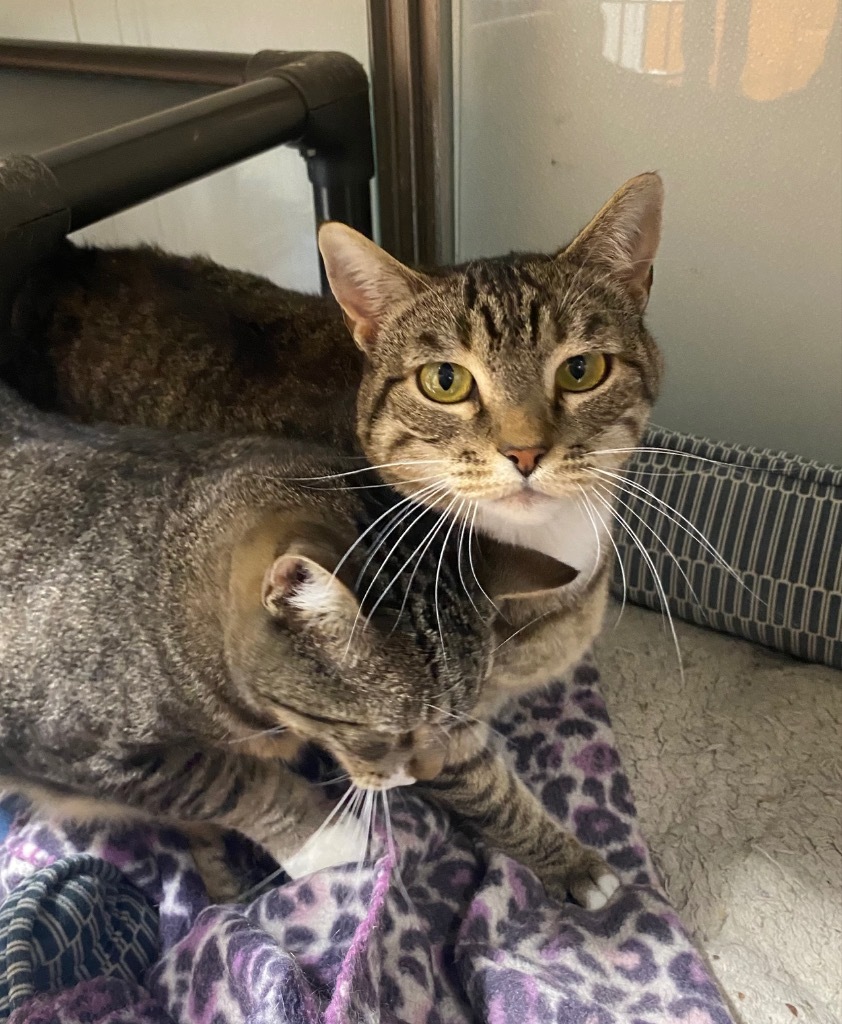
0,381,616,908
4,172,664,705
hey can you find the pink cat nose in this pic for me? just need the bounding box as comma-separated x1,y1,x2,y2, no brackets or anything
501,446,547,477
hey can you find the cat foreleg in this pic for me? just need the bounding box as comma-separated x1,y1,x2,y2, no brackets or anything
420,725,619,908
109,746,333,869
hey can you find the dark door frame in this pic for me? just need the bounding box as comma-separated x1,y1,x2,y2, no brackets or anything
367,0,454,267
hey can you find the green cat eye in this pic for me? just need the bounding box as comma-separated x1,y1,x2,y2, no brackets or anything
555,352,609,393
417,362,474,404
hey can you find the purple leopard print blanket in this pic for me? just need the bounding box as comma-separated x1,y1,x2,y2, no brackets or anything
0,660,733,1024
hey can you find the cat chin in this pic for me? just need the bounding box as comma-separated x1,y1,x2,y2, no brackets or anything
475,494,608,575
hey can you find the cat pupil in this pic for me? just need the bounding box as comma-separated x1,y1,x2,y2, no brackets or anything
438,363,455,391
568,356,587,380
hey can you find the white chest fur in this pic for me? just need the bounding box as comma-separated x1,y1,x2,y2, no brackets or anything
475,494,611,577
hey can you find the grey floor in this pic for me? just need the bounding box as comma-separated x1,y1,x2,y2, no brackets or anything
596,603,842,1024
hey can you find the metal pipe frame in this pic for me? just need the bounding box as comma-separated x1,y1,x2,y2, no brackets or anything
0,40,375,317
366,0,454,267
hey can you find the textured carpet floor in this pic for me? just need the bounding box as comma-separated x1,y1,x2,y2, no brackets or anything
596,602,842,1024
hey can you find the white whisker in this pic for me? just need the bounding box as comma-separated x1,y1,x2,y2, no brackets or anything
332,483,441,582
579,489,627,630
353,790,374,886
574,484,603,589
454,499,486,621
227,725,286,746
490,608,555,653
381,790,413,909
237,784,358,902
349,494,454,652
307,785,358,844
433,505,463,664
590,487,684,681
288,459,449,483
588,477,704,614
588,446,735,471
304,474,444,493
309,773,352,788
622,465,703,480
373,496,459,629
425,702,508,745
354,481,450,589
467,503,506,619
591,467,765,610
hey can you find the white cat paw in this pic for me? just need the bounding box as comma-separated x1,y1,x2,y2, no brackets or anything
569,863,621,909
281,818,369,880
580,869,621,910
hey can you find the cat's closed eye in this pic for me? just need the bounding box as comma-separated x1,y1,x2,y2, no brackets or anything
555,353,610,394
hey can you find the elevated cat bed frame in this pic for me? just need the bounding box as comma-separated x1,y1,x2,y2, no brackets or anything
0,39,375,359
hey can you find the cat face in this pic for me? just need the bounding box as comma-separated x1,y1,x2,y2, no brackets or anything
320,174,664,567
228,520,493,790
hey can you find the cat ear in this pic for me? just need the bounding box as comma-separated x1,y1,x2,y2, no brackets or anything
481,541,579,601
561,172,664,310
262,553,359,631
318,222,432,350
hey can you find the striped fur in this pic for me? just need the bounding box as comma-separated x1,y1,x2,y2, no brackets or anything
0,382,616,905
321,173,665,699
423,722,613,905
0,175,666,905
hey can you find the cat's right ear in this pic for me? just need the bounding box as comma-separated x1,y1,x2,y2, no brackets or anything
318,223,431,351
560,172,664,310
262,552,359,633
480,540,579,601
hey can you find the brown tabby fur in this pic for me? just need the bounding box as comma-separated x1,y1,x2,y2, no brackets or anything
2,174,665,904
0,380,612,905
4,174,664,707
7,244,359,450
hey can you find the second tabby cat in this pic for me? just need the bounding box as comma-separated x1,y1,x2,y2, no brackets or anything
0,381,616,907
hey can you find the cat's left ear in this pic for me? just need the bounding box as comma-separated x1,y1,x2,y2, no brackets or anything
479,540,579,601
318,223,432,351
262,550,359,634
561,172,664,311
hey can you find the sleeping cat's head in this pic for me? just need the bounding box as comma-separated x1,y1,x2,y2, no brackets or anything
319,173,664,570
224,512,494,790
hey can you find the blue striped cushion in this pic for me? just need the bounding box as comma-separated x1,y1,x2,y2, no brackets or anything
614,427,842,669
0,856,159,1020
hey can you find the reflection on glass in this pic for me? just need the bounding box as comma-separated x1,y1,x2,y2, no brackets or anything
739,0,838,100
601,0,686,80
466,0,550,25
599,0,839,100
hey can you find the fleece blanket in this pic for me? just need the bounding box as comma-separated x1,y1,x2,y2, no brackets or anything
0,659,733,1024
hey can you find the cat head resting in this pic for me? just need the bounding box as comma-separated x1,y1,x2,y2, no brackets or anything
319,173,664,571
223,512,506,790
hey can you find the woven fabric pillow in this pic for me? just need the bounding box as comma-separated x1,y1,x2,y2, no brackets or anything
0,855,159,1021
612,427,842,670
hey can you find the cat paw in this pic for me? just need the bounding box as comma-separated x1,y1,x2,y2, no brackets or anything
281,818,369,880
188,834,244,904
568,859,621,910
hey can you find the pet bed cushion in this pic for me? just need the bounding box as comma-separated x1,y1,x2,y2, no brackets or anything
0,855,158,1020
0,659,734,1024
617,427,841,669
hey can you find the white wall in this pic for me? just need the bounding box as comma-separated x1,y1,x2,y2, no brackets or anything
1,0,369,293
455,0,842,464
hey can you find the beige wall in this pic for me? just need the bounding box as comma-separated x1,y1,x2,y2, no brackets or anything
455,0,842,463
1,0,369,294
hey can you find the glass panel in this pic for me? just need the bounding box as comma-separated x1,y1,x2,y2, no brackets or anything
455,0,842,462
